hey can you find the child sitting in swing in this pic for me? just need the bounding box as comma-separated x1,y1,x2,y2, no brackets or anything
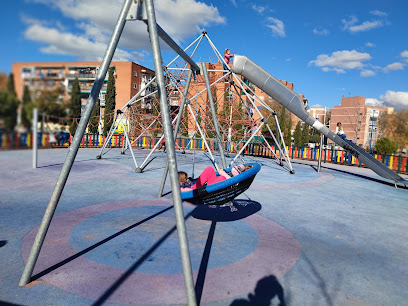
178,164,252,192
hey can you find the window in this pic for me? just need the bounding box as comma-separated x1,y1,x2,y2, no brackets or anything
133,71,137,77
133,83,138,89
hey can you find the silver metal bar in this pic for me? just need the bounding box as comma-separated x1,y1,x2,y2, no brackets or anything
232,122,265,164
199,62,227,169
119,111,139,169
142,20,200,73
158,69,194,197
97,111,121,158
32,108,38,169
138,113,180,170
144,2,197,305
273,114,284,165
317,134,324,172
187,104,217,168
119,76,157,111
19,0,133,287
166,33,204,68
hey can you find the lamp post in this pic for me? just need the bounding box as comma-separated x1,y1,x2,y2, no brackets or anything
369,109,378,153
316,107,327,172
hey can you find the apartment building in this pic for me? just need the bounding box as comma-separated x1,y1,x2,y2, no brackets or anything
12,61,156,114
329,96,393,148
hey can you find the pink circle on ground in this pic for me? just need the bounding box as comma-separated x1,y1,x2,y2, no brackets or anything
22,199,300,304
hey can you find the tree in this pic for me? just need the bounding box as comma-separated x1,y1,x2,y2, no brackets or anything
293,121,302,146
279,107,287,137
301,123,309,146
182,104,189,136
0,73,7,90
0,90,19,130
33,88,66,123
375,137,398,154
69,78,82,135
7,73,16,97
379,111,408,151
286,114,292,144
21,85,32,129
0,73,19,131
104,67,116,135
88,99,100,134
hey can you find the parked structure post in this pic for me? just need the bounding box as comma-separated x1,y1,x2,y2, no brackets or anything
32,108,38,169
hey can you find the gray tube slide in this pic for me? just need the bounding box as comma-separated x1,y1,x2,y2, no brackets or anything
232,55,405,184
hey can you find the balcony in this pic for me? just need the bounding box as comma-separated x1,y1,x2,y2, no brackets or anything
67,85,107,93
66,73,106,80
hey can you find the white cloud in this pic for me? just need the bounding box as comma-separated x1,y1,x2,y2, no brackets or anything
22,0,225,60
24,23,143,61
370,10,388,17
309,50,371,73
349,20,383,32
342,15,383,33
251,4,266,14
313,28,329,36
383,62,404,72
310,104,322,108
266,17,285,37
365,42,375,48
365,98,383,107
381,91,408,110
341,16,358,30
401,50,408,62
230,0,238,8
361,69,375,77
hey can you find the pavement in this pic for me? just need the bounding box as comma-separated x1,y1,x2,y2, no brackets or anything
0,147,407,306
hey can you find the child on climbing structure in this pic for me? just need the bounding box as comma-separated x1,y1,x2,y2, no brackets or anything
223,48,234,70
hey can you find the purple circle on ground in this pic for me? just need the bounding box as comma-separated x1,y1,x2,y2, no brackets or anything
22,199,300,304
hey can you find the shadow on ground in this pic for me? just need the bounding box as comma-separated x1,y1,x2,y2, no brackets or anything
191,199,261,222
230,275,286,306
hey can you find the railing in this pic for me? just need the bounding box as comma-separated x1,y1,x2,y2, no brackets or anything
1,131,407,174
66,73,99,79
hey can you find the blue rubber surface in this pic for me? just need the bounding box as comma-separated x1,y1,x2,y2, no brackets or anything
0,148,407,305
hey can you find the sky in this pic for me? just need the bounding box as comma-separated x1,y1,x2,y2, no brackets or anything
1,0,408,111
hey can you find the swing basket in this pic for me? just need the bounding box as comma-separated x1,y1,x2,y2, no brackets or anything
181,163,261,205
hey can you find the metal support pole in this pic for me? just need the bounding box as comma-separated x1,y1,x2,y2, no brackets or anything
144,1,197,305
231,122,265,164
19,0,133,286
158,69,193,197
32,108,38,169
317,134,323,172
200,62,227,169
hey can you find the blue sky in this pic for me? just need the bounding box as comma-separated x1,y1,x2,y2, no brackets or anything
1,0,407,110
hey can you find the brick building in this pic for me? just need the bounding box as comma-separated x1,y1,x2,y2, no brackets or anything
168,61,307,138
329,96,393,148
12,61,156,115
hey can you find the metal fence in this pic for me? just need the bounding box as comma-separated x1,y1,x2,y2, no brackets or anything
1,131,407,174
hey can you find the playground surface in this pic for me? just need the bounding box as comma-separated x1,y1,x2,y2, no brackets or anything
0,148,407,305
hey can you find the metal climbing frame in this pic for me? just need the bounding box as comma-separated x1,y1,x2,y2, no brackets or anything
98,29,294,175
